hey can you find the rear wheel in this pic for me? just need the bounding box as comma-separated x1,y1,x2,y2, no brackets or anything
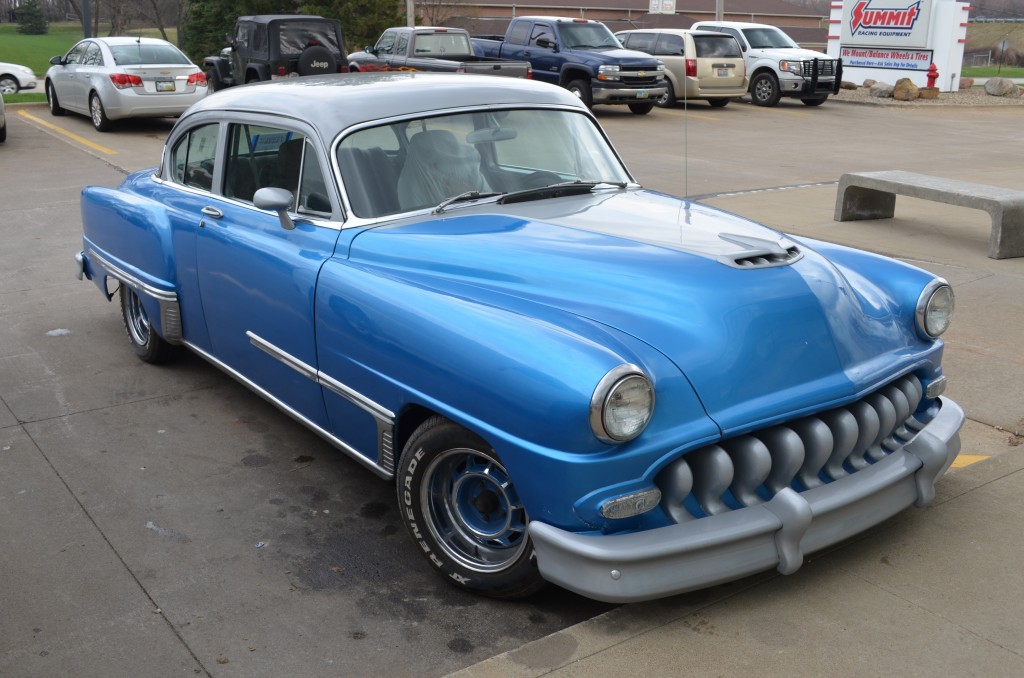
89,92,112,132
750,72,781,107
119,286,181,364
629,102,655,115
801,96,828,106
0,75,18,94
566,79,593,109
707,98,730,108
46,81,65,116
397,416,545,600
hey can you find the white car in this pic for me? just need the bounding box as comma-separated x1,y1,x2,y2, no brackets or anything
45,37,208,132
690,21,841,107
0,61,38,94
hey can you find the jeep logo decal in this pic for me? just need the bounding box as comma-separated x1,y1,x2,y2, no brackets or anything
311,60,328,69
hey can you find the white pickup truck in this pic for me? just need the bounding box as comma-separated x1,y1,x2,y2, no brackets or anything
690,21,842,107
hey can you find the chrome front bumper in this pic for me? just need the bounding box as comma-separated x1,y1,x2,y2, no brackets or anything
592,84,668,104
530,396,963,603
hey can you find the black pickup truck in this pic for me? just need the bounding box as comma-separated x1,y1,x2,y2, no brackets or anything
348,27,531,78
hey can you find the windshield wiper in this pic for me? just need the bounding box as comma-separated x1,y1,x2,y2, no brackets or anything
432,190,504,214
497,180,628,205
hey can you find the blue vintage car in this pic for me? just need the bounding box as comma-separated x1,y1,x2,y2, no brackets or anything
76,73,962,602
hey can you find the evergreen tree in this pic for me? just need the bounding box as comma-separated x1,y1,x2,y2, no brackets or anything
17,0,49,36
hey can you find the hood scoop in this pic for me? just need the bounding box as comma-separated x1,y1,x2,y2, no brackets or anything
716,233,803,270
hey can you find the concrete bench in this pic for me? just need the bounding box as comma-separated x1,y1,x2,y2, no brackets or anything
834,170,1024,259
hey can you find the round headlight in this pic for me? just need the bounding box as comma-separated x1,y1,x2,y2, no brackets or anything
916,280,954,338
591,365,654,444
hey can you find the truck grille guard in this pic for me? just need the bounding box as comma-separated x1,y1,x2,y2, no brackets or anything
657,373,930,523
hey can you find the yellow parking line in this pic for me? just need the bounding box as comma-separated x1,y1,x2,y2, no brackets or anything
680,111,720,121
17,109,118,155
951,454,989,469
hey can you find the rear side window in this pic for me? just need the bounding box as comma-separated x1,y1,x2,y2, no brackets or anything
506,21,530,46
224,124,330,215
170,124,219,191
654,34,684,57
694,35,741,58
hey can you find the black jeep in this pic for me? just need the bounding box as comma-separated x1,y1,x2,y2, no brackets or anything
203,15,348,90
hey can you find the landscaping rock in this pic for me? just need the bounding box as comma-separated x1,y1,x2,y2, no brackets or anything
958,77,974,89
919,87,939,99
863,79,877,88
840,80,858,90
869,81,894,98
892,78,920,101
985,77,1022,97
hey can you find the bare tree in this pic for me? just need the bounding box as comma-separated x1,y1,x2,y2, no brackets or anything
417,0,471,28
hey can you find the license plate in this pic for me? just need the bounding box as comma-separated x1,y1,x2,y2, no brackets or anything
156,80,175,92
636,89,649,99
717,69,730,77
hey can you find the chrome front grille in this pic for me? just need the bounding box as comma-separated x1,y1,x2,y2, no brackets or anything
801,59,837,77
657,375,927,523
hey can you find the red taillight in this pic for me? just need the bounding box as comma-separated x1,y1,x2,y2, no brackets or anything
685,59,697,77
277,66,287,77
109,73,143,89
187,71,207,86
338,63,349,73
527,64,533,79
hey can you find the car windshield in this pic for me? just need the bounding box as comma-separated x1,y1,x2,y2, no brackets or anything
741,27,799,49
558,23,621,50
277,21,342,55
337,108,632,218
110,43,192,66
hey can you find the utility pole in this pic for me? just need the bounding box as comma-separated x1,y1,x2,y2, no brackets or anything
83,0,92,38
407,0,414,28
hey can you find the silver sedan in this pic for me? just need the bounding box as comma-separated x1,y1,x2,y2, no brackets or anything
44,37,207,132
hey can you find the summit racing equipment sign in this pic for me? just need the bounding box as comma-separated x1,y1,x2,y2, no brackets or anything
840,0,932,48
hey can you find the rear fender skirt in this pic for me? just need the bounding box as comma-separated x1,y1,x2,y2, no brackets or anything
84,247,183,345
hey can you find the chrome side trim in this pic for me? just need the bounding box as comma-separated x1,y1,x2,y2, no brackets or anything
184,340,394,480
247,331,318,381
245,331,397,476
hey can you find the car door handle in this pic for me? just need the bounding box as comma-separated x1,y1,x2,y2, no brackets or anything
201,206,223,218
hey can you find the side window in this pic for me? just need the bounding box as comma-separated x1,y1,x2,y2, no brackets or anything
655,34,684,57
626,33,657,53
722,28,745,48
170,124,219,191
396,34,409,55
376,31,397,55
506,21,530,46
65,43,87,64
82,42,103,66
224,124,328,214
529,25,554,48
252,25,268,56
234,23,250,49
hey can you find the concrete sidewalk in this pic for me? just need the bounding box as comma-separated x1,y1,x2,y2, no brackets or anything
450,181,1024,677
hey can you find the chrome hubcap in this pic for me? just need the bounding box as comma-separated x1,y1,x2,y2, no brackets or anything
125,290,150,346
422,448,528,573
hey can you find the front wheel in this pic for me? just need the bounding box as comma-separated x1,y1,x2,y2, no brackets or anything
801,96,828,107
119,286,181,364
0,75,18,94
750,73,781,107
565,79,593,109
655,80,675,108
90,93,112,132
707,97,730,108
629,102,655,115
397,416,545,599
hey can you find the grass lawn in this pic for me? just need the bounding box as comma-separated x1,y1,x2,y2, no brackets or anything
961,65,1024,78
0,22,177,76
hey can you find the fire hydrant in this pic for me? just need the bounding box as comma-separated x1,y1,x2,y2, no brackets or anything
926,63,939,88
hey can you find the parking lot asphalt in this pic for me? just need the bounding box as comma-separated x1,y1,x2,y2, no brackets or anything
2,96,1023,678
